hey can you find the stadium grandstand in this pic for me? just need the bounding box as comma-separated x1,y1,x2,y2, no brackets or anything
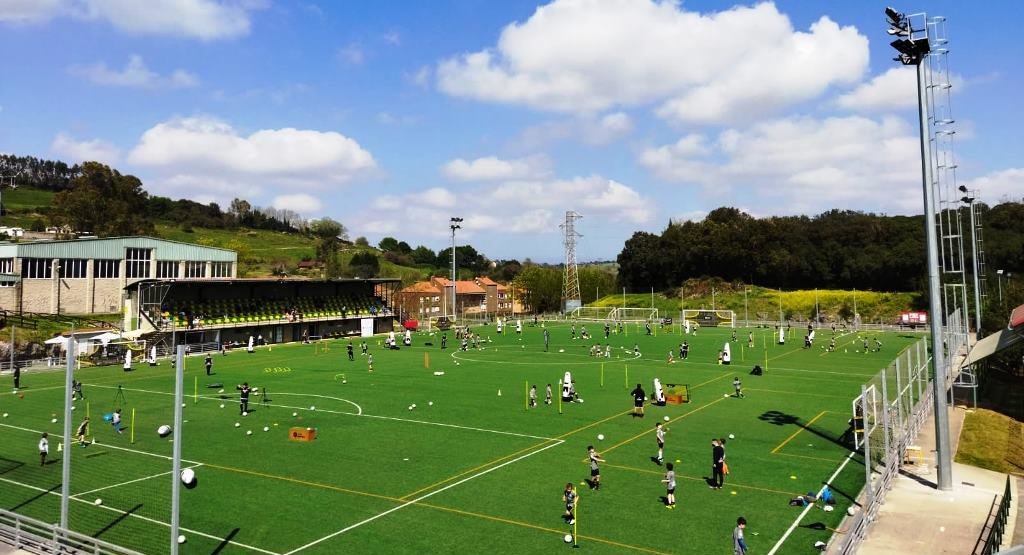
125,278,399,351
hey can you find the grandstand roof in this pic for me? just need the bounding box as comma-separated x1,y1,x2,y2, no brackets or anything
128,277,400,289
0,236,236,262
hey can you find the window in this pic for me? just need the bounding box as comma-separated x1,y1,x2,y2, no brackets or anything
211,262,232,278
0,281,13,287
94,259,120,279
21,258,52,279
0,259,12,274
184,261,206,278
125,248,151,279
59,259,87,279
157,261,179,279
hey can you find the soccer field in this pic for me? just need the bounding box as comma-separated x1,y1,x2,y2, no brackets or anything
0,323,921,554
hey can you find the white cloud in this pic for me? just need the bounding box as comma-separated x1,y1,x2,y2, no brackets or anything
355,174,654,239
1,0,262,40
51,132,121,165
441,155,550,182
128,115,376,201
965,168,1024,204
640,114,925,214
272,193,322,214
835,67,917,112
337,43,365,65
437,0,867,124
69,55,199,89
408,65,431,89
381,30,401,46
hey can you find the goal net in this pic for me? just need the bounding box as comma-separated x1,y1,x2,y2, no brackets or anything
75,339,148,368
571,306,616,321
571,307,658,323
615,307,659,323
681,309,736,328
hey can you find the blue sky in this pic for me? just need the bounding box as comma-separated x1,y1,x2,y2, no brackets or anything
1,0,1021,263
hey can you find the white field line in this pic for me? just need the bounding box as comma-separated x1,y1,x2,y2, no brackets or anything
70,464,204,499
283,439,564,554
0,422,201,465
98,384,559,442
0,475,279,555
766,449,858,555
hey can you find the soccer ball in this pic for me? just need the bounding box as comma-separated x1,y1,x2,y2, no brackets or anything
177,535,187,544
342,379,347,384
94,498,102,506
219,404,225,408
728,434,735,439
242,411,248,417
262,426,269,432
1,413,6,418
292,412,298,417
723,393,729,398
558,349,565,353
597,434,605,440
181,468,197,489
428,401,434,406
310,406,316,411
412,404,417,408
246,430,252,436
408,405,414,410
564,534,573,543
578,399,584,403
51,418,57,423
157,425,172,438
234,422,240,427
663,416,670,422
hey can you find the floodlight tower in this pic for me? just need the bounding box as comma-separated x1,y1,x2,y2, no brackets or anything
887,6,960,491
449,217,462,321
560,211,582,313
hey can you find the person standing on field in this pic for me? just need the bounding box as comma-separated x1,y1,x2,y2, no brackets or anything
733,517,749,554
711,439,725,489
38,432,49,466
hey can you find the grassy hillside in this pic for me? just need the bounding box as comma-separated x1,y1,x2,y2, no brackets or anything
956,409,1024,476
592,282,918,324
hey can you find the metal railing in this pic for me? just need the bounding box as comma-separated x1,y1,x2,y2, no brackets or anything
972,475,1012,555
0,507,142,555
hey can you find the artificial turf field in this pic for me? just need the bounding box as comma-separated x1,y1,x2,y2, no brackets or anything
0,322,922,554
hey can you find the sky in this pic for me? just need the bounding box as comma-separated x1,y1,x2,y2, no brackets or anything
0,0,1021,263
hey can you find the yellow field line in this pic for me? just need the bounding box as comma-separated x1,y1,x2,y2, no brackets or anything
206,461,668,554
602,463,801,497
399,409,632,500
600,396,728,456
770,411,828,454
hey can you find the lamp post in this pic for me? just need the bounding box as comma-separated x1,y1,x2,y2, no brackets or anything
996,269,1004,304
959,188,982,336
888,6,952,491
743,288,749,328
449,218,462,321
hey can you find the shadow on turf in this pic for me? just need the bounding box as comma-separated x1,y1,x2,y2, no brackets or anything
93,503,142,541
758,410,851,452
8,483,60,512
211,527,241,555
0,456,24,475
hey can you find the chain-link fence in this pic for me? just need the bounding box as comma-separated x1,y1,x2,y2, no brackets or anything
839,337,934,554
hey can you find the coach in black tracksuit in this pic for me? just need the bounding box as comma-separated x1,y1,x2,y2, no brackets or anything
237,382,251,415
711,439,726,489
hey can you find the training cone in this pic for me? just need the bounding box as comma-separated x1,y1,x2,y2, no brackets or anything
497,389,502,396
57,442,62,452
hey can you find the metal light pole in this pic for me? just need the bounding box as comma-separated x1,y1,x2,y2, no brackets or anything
961,191,982,336
59,338,76,531
997,270,1004,303
170,345,185,554
888,6,952,490
449,218,462,321
743,288,749,328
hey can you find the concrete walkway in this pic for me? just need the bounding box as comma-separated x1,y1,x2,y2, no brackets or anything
837,404,1018,554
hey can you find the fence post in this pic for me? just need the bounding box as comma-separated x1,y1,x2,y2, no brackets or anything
861,384,873,513
880,368,893,493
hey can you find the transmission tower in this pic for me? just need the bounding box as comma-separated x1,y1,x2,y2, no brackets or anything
560,211,582,313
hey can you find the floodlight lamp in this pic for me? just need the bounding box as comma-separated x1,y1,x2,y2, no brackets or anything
960,196,974,204
958,185,968,193
887,24,910,37
885,7,904,26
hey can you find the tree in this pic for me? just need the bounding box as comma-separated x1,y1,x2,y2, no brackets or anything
436,245,487,274
349,252,380,279
411,246,436,265
397,241,412,254
378,237,400,252
354,236,369,247
228,198,252,225
51,162,153,236
307,218,347,263
514,266,562,313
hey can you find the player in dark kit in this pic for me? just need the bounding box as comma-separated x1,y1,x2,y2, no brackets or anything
441,334,447,350
237,382,251,414
630,383,646,417
347,342,355,361
205,353,213,375
681,341,689,360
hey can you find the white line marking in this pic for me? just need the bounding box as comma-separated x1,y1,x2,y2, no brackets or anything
0,476,279,555
96,384,558,441
70,464,204,499
0,422,201,465
269,392,362,415
766,450,858,555
283,439,564,554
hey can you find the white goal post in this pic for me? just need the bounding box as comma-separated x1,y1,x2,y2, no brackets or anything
681,309,736,328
